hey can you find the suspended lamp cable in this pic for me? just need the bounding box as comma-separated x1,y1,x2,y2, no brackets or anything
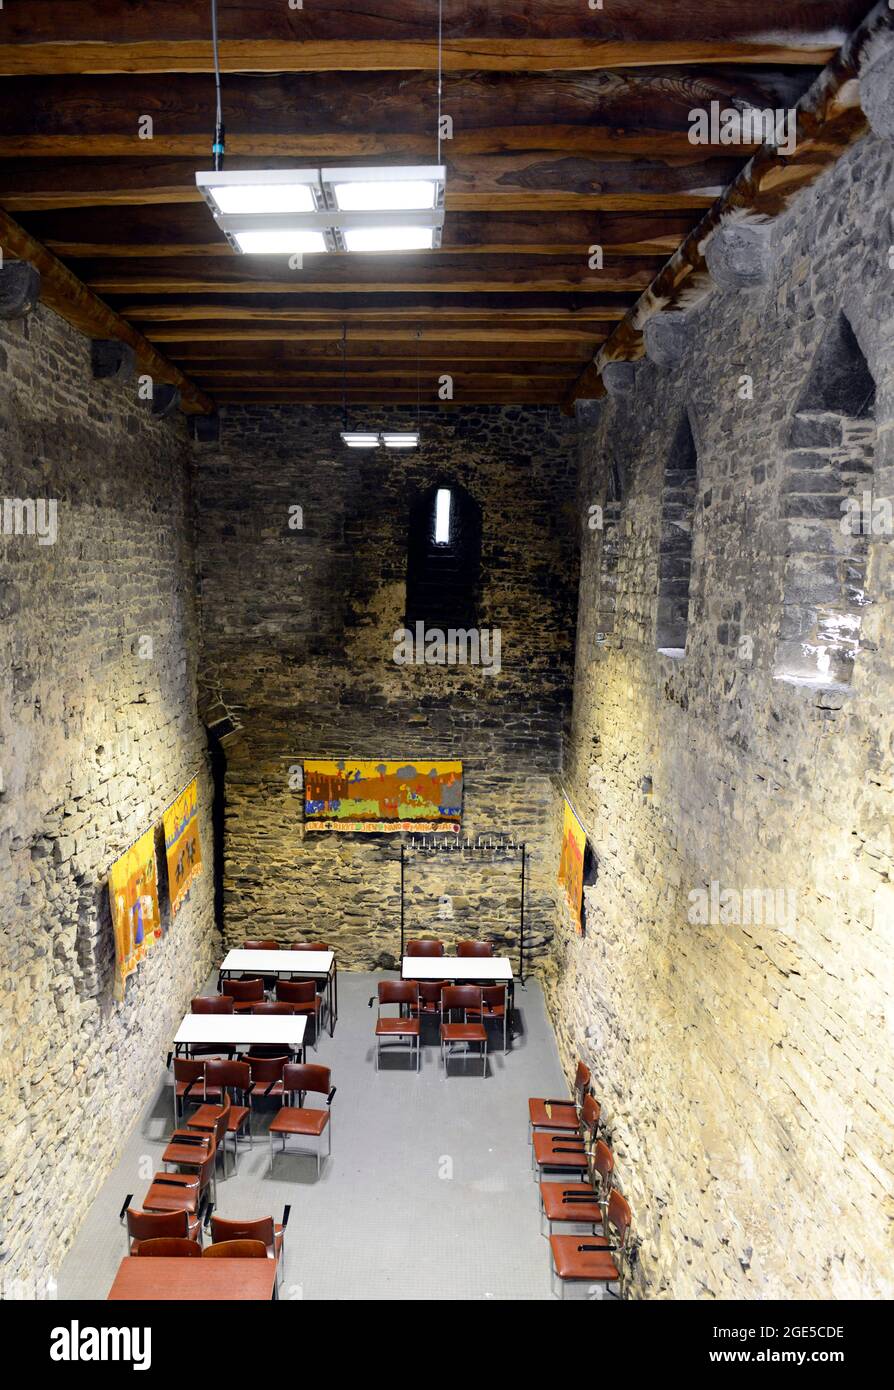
416,328,422,438
436,0,444,166
210,0,225,171
341,324,348,433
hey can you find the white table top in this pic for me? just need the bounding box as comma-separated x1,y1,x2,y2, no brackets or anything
221,949,333,975
174,1014,308,1047
401,956,513,981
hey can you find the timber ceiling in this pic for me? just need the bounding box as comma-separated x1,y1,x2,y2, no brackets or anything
0,2,874,410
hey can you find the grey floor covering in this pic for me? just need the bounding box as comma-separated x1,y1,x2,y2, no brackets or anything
57,970,575,1301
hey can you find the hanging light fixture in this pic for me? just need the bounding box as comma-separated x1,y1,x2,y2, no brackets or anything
338,329,423,449
339,325,379,448
198,1,446,255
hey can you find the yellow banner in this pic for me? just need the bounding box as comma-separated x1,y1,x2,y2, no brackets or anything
163,777,203,917
109,827,162,1000
558,798,586,934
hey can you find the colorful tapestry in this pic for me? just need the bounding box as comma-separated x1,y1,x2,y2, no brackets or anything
304,759,463,832
163,777,203,917
558,797,587,934
109,828,162,999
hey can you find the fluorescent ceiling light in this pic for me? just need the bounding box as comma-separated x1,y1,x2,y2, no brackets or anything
340,432,380,449
195,169,322,217
323,166,445,213
435,488,452,543
343,225,436,253
382,432,420,449
233,228,328,255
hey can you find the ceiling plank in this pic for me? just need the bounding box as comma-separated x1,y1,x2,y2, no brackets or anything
0,207,214,414
113,297,627,321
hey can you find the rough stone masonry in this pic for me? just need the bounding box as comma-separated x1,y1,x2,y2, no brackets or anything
545,131,894,1299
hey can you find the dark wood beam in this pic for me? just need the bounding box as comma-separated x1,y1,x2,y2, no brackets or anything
146,323,610,345
0,207,214,413
114,296,627,322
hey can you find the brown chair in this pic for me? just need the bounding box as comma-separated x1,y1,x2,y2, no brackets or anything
374,980,421,1072
209,1208,291,1288
539,1138,615,1239
247,1055,288,1123
226,977,266,1012
172,1057,205,1127
122,1204,201,1255
244,939,279,950
406,938,444,957
290,942,330,951
465,983,508,1053
457,940,494,958
202,1239,269,1259
275,980,322,1050
532,1094,601,1181
528,1060,591,1142
133,1237,202,1258
160,1127,217,1190
549,1188,633,1300
268,1064,335,1177
169,1096,231,1181
144,1145,217,1220
440,984,487,1077
409,979,447,1030
187,1060,252,1172
188,995,236,1059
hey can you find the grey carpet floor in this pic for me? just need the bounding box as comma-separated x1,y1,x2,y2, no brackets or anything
57,970,578,1301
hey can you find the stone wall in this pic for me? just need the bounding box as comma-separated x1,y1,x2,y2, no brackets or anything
545,132,894,1299
195,405,578,968
0,306,217,1291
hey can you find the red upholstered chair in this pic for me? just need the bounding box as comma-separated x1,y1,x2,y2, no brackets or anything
549,1188,633,1300
144,1145,217,1221
406,938,444,957
275,979,322,1050
539,1138,615,1239
244,939,279,950
457,940,494,958
464,983,508,1053
188,994,236,1059
290,941,330,951
268,1065,335,1177
172,1057,205,1127
247,1055,288,1123
374,980,421,1072
133,1237,201,1258
528,1060,591,1143
122,1204,201,1255
532,1094,601,1181
409,979,447,1032
226,977,266,1012
440,984,488,1077
186,1060,252,1171
202,1239,269,1259
208,1207,290,1288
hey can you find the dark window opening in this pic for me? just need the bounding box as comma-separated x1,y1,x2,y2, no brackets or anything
655,414,698,654
405,480,482,629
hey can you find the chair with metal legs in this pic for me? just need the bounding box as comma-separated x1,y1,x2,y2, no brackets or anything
539,1138,614,1238
440,984,488,1077
532,1093,601,1181
268,1064,336,1177
528,1060,591,1143
465,983,508,1053
549,1188,633,1300
374,980,421,1072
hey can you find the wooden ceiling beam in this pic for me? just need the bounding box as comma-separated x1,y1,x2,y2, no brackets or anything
146,324,609,344
0,207,214,414
113,297,626,322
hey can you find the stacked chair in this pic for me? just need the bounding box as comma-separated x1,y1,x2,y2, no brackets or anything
527,1059,636,1299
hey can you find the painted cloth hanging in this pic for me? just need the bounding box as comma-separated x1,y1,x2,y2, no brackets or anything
558,797,587,934
163,777,203,916
109,828,162,999
304,759,462,832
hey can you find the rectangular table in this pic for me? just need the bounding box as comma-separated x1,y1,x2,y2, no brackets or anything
108,1256,276,1301
220,949,338,1035
172,1013,307,1127
400,956,516,1032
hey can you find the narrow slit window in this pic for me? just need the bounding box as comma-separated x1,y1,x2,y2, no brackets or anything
435,487,452,544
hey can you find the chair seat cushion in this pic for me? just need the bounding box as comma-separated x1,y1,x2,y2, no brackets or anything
269,1106,329,1137
144,1178,200,1215
376,1018,420,1036
161,1136,212,1167
540,1182,606,1224
528,1099,578,1130
550,1235,619,1282
533,1133,587,1166
441,1022,487,1042
189,1103,250,1133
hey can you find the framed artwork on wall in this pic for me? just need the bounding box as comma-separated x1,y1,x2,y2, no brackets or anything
304,759,463,832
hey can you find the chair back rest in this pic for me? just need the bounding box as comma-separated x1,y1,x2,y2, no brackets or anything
202,1240,268,1259
606,1189,632,1249
134,1237,200,1258
418,980,447,1004
204,1059,251,1093
251,1001,295,1015
406,938,444,957
249,1056,287,1085
227,977,265,1002
277,979,316,1004
282,1062,331,1100
173,1058,205,1085
442,984,483,1013
593,1139,614,1193
581,1093,601,1136
291,942,329,951
457,940,494,957
573,1060,591,1106
211,1216,275,1248
480,984,506,1007
378,980,418,1008
244,939,279,950
191,995,234,1014
127,1208,189,1243
197,1144,219,1185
